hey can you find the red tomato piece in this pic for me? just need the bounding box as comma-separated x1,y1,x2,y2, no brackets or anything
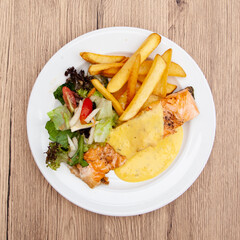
80,98,93,124
62,86,77,113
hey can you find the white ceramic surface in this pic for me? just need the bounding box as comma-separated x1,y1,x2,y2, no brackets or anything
27,27,216,216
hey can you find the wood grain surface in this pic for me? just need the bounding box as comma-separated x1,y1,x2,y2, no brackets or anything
0,0,239,239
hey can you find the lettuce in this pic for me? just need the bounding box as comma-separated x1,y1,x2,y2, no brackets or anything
76,88,88,98
45,120,77,148
90,96,118,142
90,96,114,120
94,117,115,142
45,142,68,170
47,105,71,131
111,111,119,127
90,95,102,106
96,98,113,120
92,90,103,98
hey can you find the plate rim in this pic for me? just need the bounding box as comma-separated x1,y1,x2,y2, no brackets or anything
27,27,216,216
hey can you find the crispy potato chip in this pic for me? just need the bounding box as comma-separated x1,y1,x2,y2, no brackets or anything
80,52,126,64
119,54,166,121
107,33,161,93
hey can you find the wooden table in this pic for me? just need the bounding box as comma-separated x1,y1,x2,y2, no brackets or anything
1,0,239,239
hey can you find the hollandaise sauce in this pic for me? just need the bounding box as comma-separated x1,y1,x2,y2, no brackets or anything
114,127,183,182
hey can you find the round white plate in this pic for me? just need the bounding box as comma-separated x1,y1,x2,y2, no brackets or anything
27,27,216,216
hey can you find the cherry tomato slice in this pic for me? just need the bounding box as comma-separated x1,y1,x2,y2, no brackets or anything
62,86,77,113
80,98,93,124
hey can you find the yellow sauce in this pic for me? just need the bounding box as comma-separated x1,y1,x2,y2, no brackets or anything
108,103,164,159
114,127,183,182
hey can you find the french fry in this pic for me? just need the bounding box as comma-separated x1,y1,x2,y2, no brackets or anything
116,82,141,110
101,60,186,78
137,75,147,83
138,75,177,95
118,90,128,110
154,49,172,97
120,57,129,63
141,94,161,110
101,68,120,78
166,83,177,94
91,79,124,115
139,60,152,75
112,83,128,100
119,54,166,121
107,33,161,93
101,67,120,78
101,61,151,77
140,60,186,77
88,62,124,75
116,82,166,111
127,54,141,106
168,62,186,77
80,52,126,64
139,60,186,77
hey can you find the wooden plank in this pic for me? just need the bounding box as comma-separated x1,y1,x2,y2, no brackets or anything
0,1,14,240
97,0,169,35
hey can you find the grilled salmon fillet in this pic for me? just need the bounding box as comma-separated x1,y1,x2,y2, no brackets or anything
70,143,126,188
145,87,199,135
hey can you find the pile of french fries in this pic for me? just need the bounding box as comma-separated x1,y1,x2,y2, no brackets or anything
80,33,186,121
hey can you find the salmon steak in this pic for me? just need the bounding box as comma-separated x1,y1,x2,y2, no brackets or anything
144,87,199,136
71,143,126,188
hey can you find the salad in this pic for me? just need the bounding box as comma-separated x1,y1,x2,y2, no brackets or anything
45,68,118,171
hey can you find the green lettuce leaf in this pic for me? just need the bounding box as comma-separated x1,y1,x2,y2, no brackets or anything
76,88,88,98
92,90,103,98
47,105,71,131
45,142,69,170
111,111,119,127
45,120,77,148
94,117,114,143
96,98,113,120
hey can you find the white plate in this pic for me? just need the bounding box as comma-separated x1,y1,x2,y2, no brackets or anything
27,27,216,216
